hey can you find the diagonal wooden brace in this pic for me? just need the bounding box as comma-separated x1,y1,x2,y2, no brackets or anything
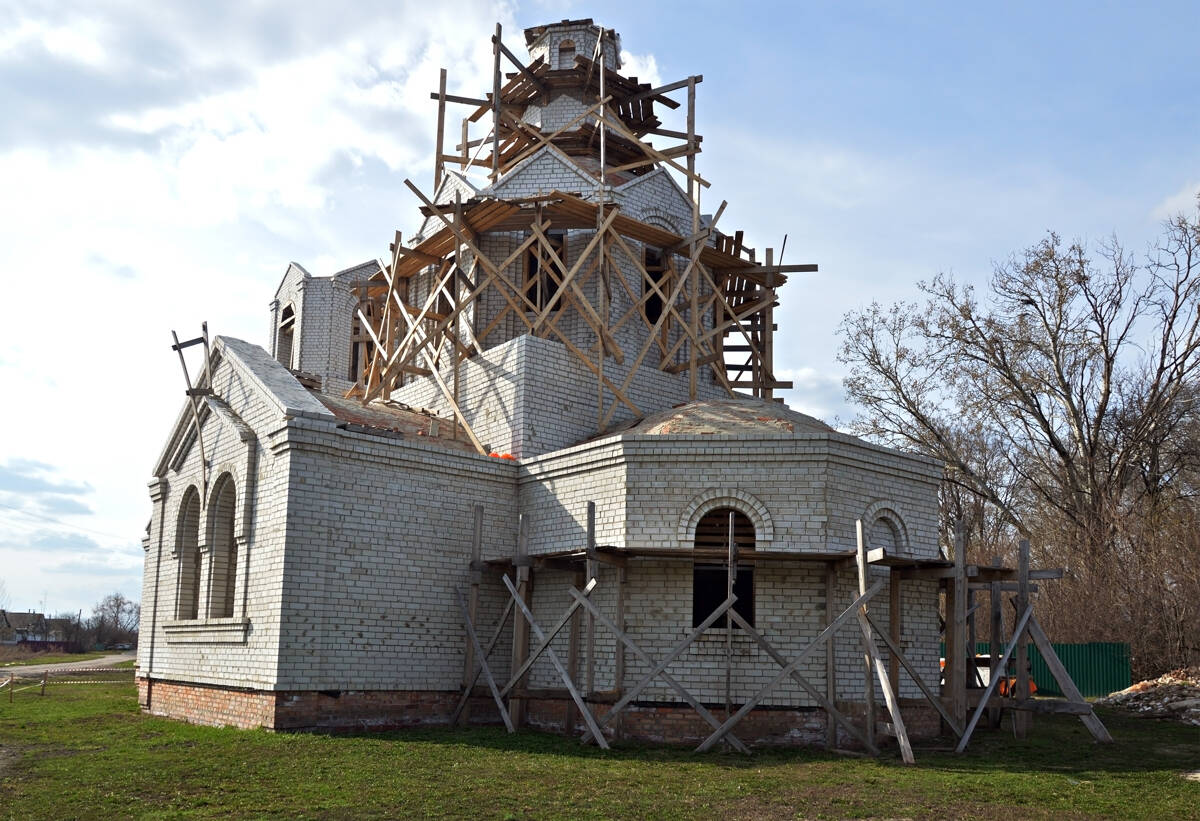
955,603,1033,753
501,574,610,749
580,594,738,745
865,611,963,738
451,597,516,726
726,609,876,753
568,587,750,755
695,581,884,753
457,591,515,732
501,578,597,697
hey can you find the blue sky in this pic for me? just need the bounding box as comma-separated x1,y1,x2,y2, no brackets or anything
0,0,1197,615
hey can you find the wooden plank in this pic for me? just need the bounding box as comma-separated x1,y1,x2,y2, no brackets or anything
566,568,584,733
1026,617,1113,742
501,574,609,749
955,604,1033,753
889,572,902,693
825,562,837,749
856,521,875,750
728,608,877,753
434,68,447,190
948,521,968,731
865,612,963,738
585,502,597,697
581,594,738,745
450,597,515,725
458,504,484,726
1014,539,1031,739
988,555,1003,729
500,578,596,697
567,586,750,754
457,591,515,732
491,22,501,178
858,521,912,763
695,581,884,753
509,513,530,728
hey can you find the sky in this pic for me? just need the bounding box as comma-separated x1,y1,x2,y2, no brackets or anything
1,0,1198,616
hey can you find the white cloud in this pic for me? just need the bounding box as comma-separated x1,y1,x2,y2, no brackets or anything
0,0,513,614
619,49,661,88
1151,181,1200,220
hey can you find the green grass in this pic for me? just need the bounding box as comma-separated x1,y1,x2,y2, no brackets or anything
1,684,1197,820
0,650,114,668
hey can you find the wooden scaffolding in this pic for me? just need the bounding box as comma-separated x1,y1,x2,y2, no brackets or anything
454,506,1111,760
346,23,816,453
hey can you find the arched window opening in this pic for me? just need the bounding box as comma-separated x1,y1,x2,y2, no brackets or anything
175,487,202,620
869,517,899,555
207,475,238,619
349,302,369,382
643,247,667,325
557,39,576,69
692,507,755,628
277,305,295,368
524,230,566,312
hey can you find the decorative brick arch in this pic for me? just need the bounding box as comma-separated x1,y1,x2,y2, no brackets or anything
678,489,774,548
641,209,683,237
860,500,910,552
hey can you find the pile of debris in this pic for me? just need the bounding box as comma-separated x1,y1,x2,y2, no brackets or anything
1096,666,1200,726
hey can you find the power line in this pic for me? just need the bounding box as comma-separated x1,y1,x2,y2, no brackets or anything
0,501,139,544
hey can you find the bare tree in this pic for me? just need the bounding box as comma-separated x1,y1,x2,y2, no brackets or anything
91,592,140,647
0,578,9,611
839,196,1200,675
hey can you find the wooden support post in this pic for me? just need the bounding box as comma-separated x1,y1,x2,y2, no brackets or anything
889,571,901,692
947,520,968,732
615,565,626,695
1014,538,1031,739
825,561,837,749
490,23,501,179
459,503,484,726
434,67,447,190
725,510,736,722
856,520,875,749
858,520,913,764
585,502,597,697
567,568,584,733
988,555,1003,729
967,586,980,687
510,513,531,728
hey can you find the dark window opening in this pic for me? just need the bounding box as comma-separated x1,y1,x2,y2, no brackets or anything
692,507,755,628
644,247,667,325
524,230,566,312
276,305,295,368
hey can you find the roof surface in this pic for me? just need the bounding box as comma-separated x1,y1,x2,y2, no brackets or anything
312,392,479,453
603,398,834,438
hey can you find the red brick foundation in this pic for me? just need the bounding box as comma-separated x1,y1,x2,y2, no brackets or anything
139,677,505,732
138,677,939,747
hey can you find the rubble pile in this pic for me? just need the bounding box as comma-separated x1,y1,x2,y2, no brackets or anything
1097,666,1200,726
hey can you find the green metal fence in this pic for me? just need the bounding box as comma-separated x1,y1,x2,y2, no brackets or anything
940,641,1132,697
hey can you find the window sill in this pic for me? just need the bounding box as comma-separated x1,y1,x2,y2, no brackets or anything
163,617,250,645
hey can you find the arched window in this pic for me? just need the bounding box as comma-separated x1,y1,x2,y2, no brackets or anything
557,39,576,69
206,474,238,619
175,487,201,620
692,507,755,627
276,304,295,368
643,246,668,325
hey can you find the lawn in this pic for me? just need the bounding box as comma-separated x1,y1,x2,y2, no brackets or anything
0,683,1197,820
